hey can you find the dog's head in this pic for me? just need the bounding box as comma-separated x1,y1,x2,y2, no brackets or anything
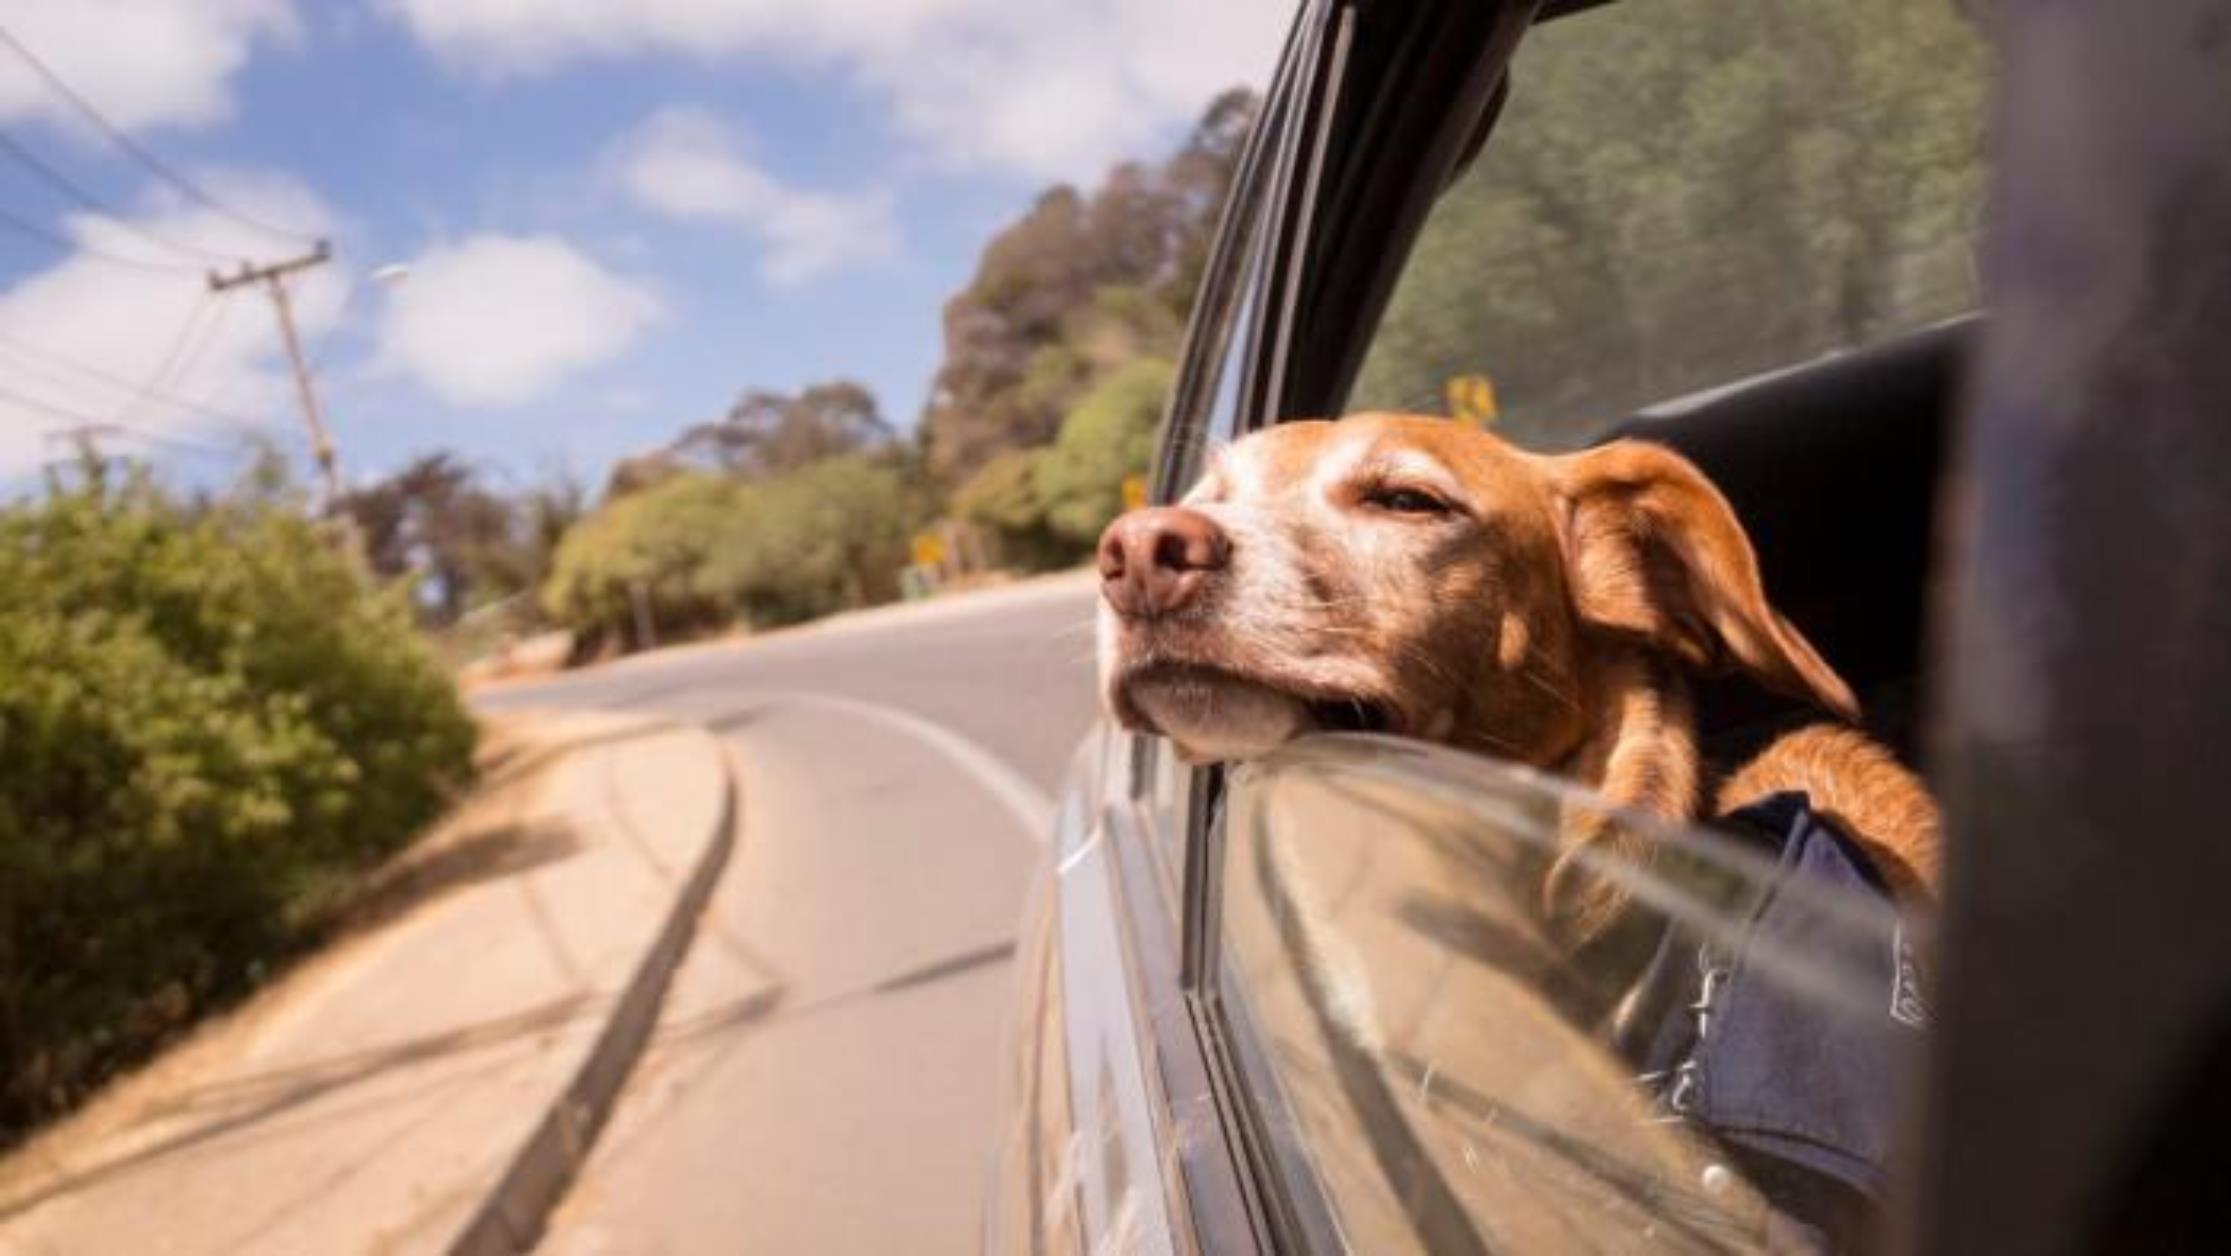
1096,413,1854,765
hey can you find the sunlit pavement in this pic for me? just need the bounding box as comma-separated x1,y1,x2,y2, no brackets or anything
481,570,1102,1253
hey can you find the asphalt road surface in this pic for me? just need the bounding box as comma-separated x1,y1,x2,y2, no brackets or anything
475,572,1102,1254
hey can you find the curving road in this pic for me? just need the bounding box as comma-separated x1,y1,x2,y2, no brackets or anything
475,572,1102,1254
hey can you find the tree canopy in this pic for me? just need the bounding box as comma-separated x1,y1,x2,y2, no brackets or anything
544,450,931,650
607,378,895,497
921,90,1254,481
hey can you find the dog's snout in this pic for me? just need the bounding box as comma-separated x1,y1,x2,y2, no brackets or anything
1099,507,1229,619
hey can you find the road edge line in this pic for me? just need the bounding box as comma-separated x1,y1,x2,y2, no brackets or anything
708,690,1052,839
448,723,742,1256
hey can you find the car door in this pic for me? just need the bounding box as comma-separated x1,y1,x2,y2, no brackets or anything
993,0,1994,1250
1176,0,1987,1245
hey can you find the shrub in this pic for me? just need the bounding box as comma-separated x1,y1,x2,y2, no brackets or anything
543,454,933,645
951,448,1075,572
700,454,930,626
541,472,751,651
0,465,476,1139
1035,357,1173,544
945,358,1172,571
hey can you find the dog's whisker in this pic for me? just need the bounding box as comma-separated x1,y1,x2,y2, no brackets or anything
1517,661,1581,713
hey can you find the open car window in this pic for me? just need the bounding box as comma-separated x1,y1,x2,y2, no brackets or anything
1215,737,1926,1252
1344,0,1990,449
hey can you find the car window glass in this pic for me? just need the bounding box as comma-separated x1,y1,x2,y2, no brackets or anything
1346,0,1990,448
1217,739,1927,1253
1159,183,1272,502
1138,132,1278,889
1136,735,1195,899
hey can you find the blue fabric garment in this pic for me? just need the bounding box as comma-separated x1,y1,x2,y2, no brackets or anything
1632,791,1926,1249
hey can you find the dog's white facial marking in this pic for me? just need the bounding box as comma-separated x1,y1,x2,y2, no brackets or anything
1183,457,1231,506
1311,425,1383,503
1132,673,1307,763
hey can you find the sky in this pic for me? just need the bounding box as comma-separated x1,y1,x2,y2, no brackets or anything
0,0,1291,496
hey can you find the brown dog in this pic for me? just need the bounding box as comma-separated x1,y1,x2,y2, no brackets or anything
1096,413,1938,930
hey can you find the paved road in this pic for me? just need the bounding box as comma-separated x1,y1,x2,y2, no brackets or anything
476,573,1102,1254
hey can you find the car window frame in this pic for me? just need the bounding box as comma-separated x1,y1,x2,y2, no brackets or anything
1101,6,1338,1248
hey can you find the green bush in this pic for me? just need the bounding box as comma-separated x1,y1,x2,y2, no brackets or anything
544,454,931,646
950,448,1073,572
0,465,476,1139
541,472,751,650
1036,357,1172,544
953,357,1172,567
699,454,930,626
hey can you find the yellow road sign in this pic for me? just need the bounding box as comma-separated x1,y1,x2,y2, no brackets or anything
1121,473,1148,511
1446,372,1500,425
911,533,948,568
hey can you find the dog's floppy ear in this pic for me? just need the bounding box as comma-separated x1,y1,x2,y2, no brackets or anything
1546,439,1858,720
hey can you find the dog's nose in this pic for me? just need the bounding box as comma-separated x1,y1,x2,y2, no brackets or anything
1099,507,1229,619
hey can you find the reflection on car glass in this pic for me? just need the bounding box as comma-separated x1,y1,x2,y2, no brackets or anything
1346,0,1989,453
1221,748,1927,1253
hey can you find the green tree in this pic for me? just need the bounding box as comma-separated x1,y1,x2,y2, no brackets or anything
1036,358,1174,543
952,448,1068,571
672,379,893,480
921,92,1259,480
542,472,750,649
605,379,894,498
701,455,931,626
544,453,932,648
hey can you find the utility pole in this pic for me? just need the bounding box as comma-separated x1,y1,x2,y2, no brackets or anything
209,240,339,505
41,422,122,487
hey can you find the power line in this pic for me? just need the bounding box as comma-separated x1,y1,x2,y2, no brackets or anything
0,24,321,248
3,382,230,453
121,296,223,425
124,297,249,430
0,329,266,429
0,200,202,274
116,298,212,418
0,129,243,264
162,296,237,400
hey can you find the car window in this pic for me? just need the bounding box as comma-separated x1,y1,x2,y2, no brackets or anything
1154,124,1277,503
1138,218,1270,882
1215,737,1926,1252
1345,0,1991,449
1136,79,1284,893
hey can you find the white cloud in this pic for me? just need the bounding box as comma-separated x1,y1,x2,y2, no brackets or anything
384,0,1290,182
371,234,663,407
0,0,296,134
612,108,896,285
0,171,342,478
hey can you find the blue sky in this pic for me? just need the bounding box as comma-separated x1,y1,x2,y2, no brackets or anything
0,0,1288,494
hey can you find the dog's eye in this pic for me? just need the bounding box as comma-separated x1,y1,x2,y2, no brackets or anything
1363,485,1454,516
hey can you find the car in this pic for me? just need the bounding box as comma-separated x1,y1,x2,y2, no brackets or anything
986,0,2231,1251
